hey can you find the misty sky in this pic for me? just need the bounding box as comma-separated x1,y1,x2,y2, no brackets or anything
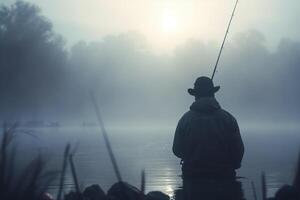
1,0,299,127
3,0,300,51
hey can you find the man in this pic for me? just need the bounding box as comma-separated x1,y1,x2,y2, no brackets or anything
173,76,244,180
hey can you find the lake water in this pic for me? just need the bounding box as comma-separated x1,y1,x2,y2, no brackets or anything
12,126,300,200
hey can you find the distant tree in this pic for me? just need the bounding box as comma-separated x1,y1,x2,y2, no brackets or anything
0,1,67,120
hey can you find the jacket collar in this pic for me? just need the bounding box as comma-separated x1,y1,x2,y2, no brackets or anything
190,97,221,113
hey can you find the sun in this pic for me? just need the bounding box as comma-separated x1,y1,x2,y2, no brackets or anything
162,10,177,33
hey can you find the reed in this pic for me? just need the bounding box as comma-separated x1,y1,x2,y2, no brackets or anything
0,123,58,200
139,169,146,200
261,172,267,200
69,154,81,195
140,169,145,194
251,181,258,200
57,143,71,200
293,149,300,189
90,91,122,182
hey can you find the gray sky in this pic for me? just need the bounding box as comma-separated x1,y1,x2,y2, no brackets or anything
3,0,300,52
1,0,300,125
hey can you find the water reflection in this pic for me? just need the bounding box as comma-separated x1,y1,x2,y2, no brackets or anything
267,172,284,197
16,127,299,199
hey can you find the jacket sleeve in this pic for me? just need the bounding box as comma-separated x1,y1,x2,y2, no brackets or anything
172,115,186,159
229,117,244,169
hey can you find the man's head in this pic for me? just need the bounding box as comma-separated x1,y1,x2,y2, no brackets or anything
188,76,220,98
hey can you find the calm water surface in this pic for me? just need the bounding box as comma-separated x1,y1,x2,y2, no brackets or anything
13,126,300,200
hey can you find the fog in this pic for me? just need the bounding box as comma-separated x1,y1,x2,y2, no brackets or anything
0,1,299,128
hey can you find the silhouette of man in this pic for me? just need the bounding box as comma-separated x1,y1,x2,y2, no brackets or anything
173,76,244,180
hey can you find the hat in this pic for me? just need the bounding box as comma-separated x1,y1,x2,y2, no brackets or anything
188,76,220,96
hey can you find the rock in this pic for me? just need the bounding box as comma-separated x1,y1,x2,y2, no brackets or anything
107,182,143,200
83,184,107,200
64,191,87,200
39,192,54,200
146,191,170,200
275,185,299,200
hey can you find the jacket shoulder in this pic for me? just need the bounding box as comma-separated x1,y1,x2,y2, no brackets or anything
178,111,192,124
217,109,238,124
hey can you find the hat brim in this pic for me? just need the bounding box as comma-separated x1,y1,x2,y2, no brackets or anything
188,86,220,96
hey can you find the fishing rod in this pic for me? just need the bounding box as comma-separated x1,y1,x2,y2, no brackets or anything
211,0,239,80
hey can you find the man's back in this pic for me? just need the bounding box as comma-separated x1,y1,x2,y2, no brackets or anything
173,97,244,178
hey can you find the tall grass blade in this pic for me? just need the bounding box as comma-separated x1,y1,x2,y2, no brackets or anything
0,122,17,191
57,143,71,200
141,169,145,194
261,172,267,200
90,91,122,182
251,181,258,200
69,154,81,195
293,148,300,189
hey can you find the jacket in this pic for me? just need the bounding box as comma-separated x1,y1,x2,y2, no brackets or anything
172,97,244,173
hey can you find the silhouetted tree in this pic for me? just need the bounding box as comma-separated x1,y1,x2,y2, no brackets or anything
0,1,67,121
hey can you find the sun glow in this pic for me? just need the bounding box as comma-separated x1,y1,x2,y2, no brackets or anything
162,10,178,33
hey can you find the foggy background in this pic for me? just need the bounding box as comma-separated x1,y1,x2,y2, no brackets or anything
0,1,299,127
0,2,299,199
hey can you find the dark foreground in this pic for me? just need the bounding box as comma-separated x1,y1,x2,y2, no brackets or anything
0,124,299,200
